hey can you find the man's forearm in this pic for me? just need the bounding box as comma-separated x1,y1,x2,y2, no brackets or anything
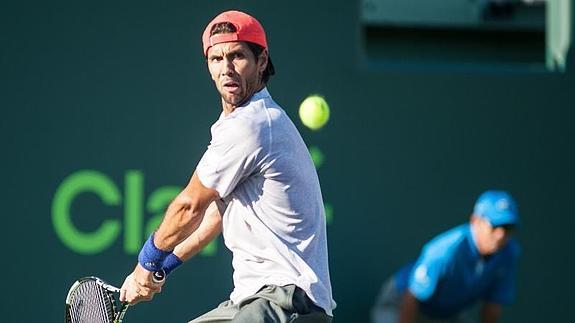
154,172,220,251
154,194,206,250
173,201,222,261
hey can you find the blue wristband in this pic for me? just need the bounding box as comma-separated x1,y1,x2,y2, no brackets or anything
162,253,183,275
138,233,171,272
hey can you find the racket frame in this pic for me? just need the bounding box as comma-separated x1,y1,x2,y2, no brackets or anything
65,276,129,323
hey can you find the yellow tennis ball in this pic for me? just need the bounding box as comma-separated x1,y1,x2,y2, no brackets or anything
299,95,330,130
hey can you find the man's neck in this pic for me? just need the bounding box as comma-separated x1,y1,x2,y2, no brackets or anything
222,84,265,116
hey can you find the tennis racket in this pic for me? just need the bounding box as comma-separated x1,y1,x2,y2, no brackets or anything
65,271,165,323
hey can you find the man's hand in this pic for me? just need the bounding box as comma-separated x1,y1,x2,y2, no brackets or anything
119,263,164,304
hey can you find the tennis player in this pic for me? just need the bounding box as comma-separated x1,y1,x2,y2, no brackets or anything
119,10,336,322
372,190,521,323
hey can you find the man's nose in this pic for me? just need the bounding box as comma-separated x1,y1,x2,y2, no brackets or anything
493,227,506,240
221,57,234,75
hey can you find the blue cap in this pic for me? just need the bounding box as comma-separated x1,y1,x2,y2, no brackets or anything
473,190,519,227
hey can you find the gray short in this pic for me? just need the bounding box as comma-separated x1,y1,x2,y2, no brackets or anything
189,284,332,323
371,278,477,323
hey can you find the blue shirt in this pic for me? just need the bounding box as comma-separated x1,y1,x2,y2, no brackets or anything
394,224,520,318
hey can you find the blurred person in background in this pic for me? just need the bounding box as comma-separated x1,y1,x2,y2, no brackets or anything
372,190,520,323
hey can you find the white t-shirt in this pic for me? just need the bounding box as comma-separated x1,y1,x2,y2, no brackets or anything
196,88,335,316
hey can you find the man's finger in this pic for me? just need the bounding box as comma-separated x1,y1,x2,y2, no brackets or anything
119,288,127,302
138,287,151,298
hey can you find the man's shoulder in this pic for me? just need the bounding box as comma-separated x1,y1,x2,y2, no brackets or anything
214,101,271,135
212,114,259,143
221,94,281,128
422,225,468,259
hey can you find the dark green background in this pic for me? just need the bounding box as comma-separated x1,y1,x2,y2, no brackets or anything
1,1,573,322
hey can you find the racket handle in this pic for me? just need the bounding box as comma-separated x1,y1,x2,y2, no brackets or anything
152,269,166,284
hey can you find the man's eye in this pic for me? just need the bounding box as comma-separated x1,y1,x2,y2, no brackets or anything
210,57,222,62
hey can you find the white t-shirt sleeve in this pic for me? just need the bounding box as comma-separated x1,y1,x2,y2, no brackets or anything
196,117,264,198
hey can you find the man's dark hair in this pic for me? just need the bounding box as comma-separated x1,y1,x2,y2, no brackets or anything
210,22,275,84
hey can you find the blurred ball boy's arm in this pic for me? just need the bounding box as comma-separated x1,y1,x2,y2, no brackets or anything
480,302,502,323
398,290,419,323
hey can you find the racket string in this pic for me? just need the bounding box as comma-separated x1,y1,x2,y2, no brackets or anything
68,280,116,323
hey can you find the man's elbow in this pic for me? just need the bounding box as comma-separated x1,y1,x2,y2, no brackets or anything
167,196,204,228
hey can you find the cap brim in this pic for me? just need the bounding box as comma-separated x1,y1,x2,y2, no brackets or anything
487,215,519,227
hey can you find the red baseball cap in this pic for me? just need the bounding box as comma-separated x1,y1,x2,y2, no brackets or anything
202,10,268,56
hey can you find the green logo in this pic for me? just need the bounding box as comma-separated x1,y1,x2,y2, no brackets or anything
52,169,217,256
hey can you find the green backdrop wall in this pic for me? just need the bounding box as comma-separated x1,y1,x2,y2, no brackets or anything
1,1,574,322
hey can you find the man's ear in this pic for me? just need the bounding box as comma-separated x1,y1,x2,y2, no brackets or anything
258,49,269,73
470,214,480,226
